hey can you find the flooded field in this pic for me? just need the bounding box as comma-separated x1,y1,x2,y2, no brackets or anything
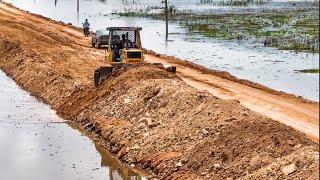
0,70,144,180
3,0,319,101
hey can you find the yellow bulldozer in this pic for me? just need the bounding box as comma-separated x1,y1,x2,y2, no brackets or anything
93,27,176,86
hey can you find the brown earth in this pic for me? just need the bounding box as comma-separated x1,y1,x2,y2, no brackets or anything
143,53,319,142
0,2,319,180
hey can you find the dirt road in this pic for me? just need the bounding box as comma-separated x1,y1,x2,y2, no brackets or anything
0,2,319,179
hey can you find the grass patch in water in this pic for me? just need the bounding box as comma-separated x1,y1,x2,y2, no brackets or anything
297,69,320,74
116,4,319,53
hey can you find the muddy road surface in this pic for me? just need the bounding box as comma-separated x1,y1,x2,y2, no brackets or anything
0,2,319,179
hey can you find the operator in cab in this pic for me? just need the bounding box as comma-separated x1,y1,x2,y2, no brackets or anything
82,19,90,37
120,34,126,49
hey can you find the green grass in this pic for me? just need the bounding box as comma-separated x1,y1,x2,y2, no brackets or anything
297,69,320,73
117,8,319,53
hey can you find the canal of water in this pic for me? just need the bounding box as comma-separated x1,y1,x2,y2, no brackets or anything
0,70,145,180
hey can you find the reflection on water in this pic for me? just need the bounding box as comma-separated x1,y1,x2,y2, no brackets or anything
2,0,319,101
96,144,145,179
0,70,144,180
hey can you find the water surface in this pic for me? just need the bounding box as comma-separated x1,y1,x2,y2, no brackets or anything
0,70,144,180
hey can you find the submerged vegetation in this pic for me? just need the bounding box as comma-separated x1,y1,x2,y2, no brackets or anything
297,69,320,74
181,11,319,52
117,1,319,53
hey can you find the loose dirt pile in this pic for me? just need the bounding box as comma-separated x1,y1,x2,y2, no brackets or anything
71,66,318,179
0,3,318,179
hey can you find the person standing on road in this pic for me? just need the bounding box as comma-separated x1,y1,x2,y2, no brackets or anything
82,19,90,37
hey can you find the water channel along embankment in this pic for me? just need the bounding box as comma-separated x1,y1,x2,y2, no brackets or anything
0,2,319,179
0,70,145,179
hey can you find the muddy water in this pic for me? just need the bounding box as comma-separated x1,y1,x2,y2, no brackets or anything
0,70,145,180
2,0,319,101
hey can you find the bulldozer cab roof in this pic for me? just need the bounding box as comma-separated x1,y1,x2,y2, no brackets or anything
107,27,142,31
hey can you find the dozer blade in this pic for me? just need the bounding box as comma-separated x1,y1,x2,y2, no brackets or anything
93,63,176,87
94,66,114,87
164,65,177,73
151,63,177,74
93,64,135,87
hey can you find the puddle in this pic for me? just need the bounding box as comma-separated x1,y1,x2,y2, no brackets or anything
0,70,145,180
2,0,319,101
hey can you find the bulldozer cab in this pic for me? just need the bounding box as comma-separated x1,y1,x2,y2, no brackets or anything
94,27,176,87
106,27,143,64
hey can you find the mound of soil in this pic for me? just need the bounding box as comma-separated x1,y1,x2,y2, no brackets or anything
72,66,318,179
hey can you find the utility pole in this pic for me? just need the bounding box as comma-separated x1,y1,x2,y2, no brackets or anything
165,0,168,41
76,0,80,22
77,0,79,12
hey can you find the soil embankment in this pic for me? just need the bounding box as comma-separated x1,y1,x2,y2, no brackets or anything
144,52,320,142
0,2,319,179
